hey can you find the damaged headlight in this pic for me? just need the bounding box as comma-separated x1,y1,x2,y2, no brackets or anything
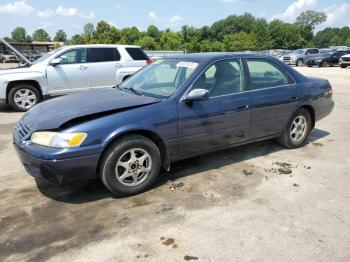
30,132,87,148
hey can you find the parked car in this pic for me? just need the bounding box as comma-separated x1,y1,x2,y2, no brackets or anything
339,53,350,68
307,50,350,67
0,51,19,63
21,50,42,62
0,44,152,111
282,48,319,66
13,53,334,196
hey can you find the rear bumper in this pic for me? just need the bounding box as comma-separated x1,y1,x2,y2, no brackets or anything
14,142,100,184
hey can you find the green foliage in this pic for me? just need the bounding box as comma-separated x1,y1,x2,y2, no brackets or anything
296,10,327,30
32,29,51,42
224,32,258,51
54,30,67,42
137,36,157,50
93,21,121,44
5,11,349,51
84,23,95,39
11,27,27,42
159,31,182,50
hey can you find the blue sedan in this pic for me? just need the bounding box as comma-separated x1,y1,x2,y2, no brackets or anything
13,53,334,196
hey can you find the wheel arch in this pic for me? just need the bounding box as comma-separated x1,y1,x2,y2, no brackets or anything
97,129,170,175
6,80,42,102
300,104,315,129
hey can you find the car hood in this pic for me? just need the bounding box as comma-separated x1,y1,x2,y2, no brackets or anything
22,88,161,131
0,64,43,76
341,54,350,58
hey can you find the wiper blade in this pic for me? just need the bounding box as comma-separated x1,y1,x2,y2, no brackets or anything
123,87,144,96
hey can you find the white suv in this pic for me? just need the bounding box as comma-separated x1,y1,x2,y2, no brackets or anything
0,44,152,111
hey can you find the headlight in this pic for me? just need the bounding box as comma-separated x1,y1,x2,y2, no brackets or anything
30,132,87,148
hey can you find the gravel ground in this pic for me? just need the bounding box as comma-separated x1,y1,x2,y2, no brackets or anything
0,65,349,262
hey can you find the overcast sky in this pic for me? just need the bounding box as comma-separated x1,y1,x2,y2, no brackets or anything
0,0,349,38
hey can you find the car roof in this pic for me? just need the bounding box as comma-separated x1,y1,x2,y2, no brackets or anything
160,52,275,63
60,44,141,50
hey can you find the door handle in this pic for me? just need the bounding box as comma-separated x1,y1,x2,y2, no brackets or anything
289,96,299,101
237,105,249,111
78,65,88,70
115,64,121,68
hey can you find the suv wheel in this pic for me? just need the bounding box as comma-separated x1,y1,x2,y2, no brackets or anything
321,61,327,67
8,84,41,112
278,108,312,149
296,59,304,67
340,64,347,68
100,135,161,196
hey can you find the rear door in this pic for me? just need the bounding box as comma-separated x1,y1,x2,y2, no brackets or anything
87,47,121,88
47,48,90,93
124,47,149,67
177,59,251,156
245,58,300,139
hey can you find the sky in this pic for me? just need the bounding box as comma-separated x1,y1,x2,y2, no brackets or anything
0,0,349,38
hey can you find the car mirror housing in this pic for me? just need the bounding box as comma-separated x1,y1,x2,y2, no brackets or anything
50,58,61,66
183,89,209,102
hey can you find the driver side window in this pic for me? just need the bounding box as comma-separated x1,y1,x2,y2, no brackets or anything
192,59,243,97
57,48,86,65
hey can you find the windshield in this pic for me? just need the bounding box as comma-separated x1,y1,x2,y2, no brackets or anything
119,59,199,98
32,48,63,65
293,49,305,55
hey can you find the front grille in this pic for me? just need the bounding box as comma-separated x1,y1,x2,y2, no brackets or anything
342,57,350,62
283,57,291,62
15,120,31,140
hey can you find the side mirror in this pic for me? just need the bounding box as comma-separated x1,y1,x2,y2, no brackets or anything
182,88,209,102
50,58,61,66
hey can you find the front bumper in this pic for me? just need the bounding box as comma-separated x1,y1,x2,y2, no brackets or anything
14,142,100,184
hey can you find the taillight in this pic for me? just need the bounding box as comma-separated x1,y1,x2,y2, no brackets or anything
146,59,153,65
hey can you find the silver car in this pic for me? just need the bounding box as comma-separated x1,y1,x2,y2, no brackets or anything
0,44,152,111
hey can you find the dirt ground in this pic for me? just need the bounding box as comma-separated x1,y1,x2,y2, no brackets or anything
0,65,349,262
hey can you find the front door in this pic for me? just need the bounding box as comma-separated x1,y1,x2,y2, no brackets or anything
47,48,90,94
245,59,300,139
178,59,251,157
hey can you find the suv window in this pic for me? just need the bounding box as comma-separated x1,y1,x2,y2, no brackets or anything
247,59,292,90
57,48,86,64
126,48,149,61
87,48,120,63
193,59,243,97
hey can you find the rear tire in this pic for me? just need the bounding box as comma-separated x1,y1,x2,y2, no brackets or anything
100,135,161,196
278,108,312,149
8,84,41,112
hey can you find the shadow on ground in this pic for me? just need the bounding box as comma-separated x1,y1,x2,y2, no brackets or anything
36,128,329,204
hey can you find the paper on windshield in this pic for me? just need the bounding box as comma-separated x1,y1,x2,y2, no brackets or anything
176,61,198,69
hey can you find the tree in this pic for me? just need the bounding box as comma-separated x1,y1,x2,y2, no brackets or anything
69,34,86,45
224,32,257,51
93,21,121,43
84,23,95,39
137,36,157,50
11,27,26,42
159,31,182,50
146,25,160,41
32,29,51,42
120,27,141,44
54,30,67,42
296,10,327,31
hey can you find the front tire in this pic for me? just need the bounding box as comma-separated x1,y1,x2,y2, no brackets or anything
8,84,41,112
296,59,304,67
278,108,312,148
340,64,347,69
100,135,161,196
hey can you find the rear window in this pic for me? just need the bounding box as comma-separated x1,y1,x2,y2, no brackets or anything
87,48,120,63
126,48,149,61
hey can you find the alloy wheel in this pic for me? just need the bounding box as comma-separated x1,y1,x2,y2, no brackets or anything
14,89,37,109
115,148,152,187
290,115,307,143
